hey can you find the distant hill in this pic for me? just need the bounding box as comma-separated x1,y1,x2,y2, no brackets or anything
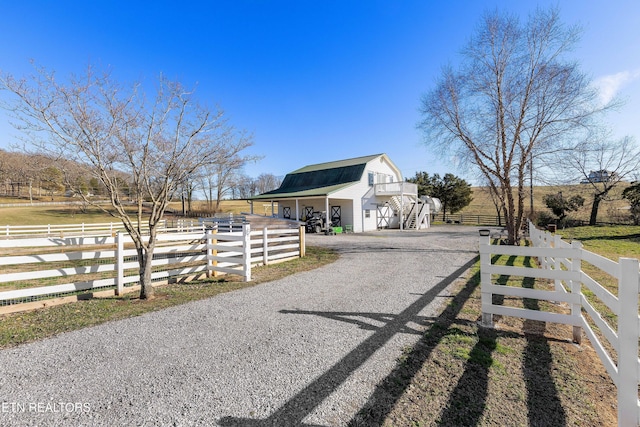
457,184,631,224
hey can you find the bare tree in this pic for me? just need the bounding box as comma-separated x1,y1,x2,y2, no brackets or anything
254,173,282,195
419,8,609,244
1,64,250,299
199,136,260,211
566,135,640,225
229,173,258,199
41,166,65,199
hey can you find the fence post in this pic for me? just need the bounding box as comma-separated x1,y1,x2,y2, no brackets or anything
617,257,640,426
242,223,252,282
528,221,537,246
299,225,306,258
211,226,218,277
262,227,269,266
206,229,213,278
541,228,551,270
115,232,124,296
553,234,563,292
479,233,493,327
570,240,582,344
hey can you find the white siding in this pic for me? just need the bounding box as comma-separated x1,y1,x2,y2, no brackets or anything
331,155,403,232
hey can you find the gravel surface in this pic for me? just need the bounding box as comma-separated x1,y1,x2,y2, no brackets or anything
0,226,482,426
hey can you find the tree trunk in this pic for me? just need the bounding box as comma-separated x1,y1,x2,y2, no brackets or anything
505,185,517,245
589,195,602,226
138,247,155,300
494,205,503,227
138,231,157,300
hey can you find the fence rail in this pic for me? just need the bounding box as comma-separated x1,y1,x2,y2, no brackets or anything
443,214,635,227
480,221,639,426
0,217,254,240
0,224,304,313
443,214,504,226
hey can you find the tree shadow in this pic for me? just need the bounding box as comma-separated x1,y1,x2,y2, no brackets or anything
435,327,498,426
521,269,567,426
217,257,479,427
348,266,484,426
571,232,640,242
436,255,566,426
492,254,515,307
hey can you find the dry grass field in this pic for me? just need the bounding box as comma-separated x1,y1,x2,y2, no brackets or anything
459,183,631,224
0,199,255,226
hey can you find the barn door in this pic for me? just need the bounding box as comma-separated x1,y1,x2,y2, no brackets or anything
304,206,314,220
330,206,341,226
377,205,391,228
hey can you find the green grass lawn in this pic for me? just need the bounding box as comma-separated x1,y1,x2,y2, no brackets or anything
556,225,640,261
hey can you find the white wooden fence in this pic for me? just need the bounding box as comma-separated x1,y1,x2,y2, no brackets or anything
0,218,263,238
480,222,639,426
0,221,172,238
0,224,304,313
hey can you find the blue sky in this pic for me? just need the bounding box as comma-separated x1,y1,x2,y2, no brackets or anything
1,1,639,185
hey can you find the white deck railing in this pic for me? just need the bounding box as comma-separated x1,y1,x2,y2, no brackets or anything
374,181,418,196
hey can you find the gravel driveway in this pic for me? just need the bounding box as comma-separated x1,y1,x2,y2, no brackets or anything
0,226,482,426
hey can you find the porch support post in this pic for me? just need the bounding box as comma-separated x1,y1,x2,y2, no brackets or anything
400,183,404,231
295,199,300,221
325,196,330,229
271,201,275,217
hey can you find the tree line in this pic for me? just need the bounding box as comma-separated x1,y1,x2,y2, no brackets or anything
0,148,281,209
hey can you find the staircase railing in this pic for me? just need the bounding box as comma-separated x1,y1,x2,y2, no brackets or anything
403,203,416,229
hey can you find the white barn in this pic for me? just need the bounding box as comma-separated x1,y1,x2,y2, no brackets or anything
250,153,432,233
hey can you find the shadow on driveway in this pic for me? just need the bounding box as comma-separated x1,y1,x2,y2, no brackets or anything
218,257,478,426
